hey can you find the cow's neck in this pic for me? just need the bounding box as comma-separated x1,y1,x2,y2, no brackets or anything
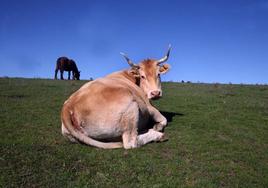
107,70,140,86
121,70,140,86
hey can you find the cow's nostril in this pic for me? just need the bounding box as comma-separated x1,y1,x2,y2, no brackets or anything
151,90,160,97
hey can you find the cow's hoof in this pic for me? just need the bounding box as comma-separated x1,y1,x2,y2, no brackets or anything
159,133,169,142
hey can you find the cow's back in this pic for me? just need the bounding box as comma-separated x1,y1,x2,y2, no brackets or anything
66,77,148,111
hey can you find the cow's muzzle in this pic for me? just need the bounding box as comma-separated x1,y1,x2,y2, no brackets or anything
149,90,162,100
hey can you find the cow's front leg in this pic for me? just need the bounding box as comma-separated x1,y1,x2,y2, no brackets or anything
148,106,167,132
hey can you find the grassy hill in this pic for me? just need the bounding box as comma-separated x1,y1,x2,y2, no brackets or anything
0,78,267,187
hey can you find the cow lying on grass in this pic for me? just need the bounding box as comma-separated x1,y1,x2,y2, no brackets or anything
61,46,171,149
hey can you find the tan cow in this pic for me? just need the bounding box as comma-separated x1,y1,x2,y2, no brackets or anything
61,46,171,149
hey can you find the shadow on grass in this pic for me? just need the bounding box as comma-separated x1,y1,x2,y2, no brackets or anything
145,111,184,131
160,111,184,122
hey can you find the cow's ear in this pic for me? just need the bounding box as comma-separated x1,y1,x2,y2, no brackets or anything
159,63,170,74
129,68,140,78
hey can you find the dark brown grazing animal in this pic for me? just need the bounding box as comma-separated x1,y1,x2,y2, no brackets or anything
55,57,80,80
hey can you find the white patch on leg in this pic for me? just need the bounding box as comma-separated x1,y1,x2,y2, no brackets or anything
137,129,164,147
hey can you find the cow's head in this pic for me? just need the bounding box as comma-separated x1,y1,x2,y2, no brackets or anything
121,45,171,99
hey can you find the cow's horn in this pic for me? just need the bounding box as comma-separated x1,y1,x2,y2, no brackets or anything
120,52,139,68
157,44,171,65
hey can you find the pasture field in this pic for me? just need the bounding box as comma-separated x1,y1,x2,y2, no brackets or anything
0,78,267,187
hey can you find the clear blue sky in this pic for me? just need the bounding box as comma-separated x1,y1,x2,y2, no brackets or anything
0,0,267,84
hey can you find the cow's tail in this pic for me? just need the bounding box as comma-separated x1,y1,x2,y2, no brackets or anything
61,106,123,149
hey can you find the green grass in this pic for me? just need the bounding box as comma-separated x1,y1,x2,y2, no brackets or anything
0,78,267,187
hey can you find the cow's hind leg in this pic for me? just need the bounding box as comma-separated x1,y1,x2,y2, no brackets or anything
121,102,166,149
122,128,165,149
61,123,78,143
137,129,165,147
121,103,139,149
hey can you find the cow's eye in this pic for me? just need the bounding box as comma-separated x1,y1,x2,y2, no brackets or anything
141,75,146,79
